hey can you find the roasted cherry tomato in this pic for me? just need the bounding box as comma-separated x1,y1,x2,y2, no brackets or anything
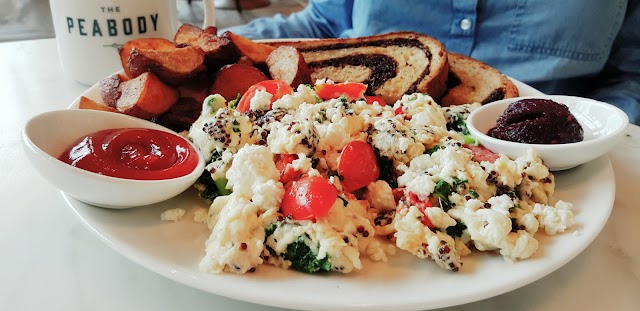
394,106,403,115
408,192,437,229
281,176,338,220
392,188,405,204
236,80,293,113
274,154,301,184
364,95,387,106
338,140,380,193
315,82,367,101
464,144,500,163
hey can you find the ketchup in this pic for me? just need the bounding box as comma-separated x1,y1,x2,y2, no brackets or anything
59,128,199,180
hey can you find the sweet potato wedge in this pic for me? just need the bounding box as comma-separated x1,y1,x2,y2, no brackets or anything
177,78,211,104
118,38,175,78
266,46,311,87
174,24,239,66
155,97,202,132
78,96,118,112
116,72,179,119
210,64,269,101
203,26,218,35
126,45,206,85
224,31,276,64
99,73,129,108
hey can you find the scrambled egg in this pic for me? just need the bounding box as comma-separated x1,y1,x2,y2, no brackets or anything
188,82,575,274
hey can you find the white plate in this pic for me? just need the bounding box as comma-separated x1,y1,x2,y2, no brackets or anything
64,79,615,310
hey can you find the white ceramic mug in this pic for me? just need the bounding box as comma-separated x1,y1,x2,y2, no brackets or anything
49,0,216,85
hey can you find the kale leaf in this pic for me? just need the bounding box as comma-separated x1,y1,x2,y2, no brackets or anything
376,153,398,188
196,171,221,200
284,235,331,274
425,145,441,155
434,178,467,211
446,222,467,237
447,112,470,135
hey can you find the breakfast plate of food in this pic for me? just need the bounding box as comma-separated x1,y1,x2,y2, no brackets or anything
51,25,616,310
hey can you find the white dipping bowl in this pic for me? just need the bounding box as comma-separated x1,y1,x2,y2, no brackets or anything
22,109,205,208
467,95,629,171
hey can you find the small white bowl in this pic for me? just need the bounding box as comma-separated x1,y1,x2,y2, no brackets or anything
22,109,205,208
467,95,629,171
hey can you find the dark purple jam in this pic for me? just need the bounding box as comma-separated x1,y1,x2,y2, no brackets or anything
488,99,583,144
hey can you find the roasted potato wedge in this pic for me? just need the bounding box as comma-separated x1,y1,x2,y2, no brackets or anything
210,64,269,101
155,97,202,132
224,31,276,64
116,72,179,119
78,96,118,112
177,78,211,104
99,73,129,108
203,26,218,35
266,46,311,87
118,38,175,78
126,45,206,85
174,24,239,66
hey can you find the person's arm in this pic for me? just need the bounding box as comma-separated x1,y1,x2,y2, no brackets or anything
222,0,354,39
586,0,640,125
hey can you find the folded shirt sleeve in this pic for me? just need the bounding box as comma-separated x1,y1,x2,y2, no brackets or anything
221,0,354,39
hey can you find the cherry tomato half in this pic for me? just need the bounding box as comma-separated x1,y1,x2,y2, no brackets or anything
315,82,367,102
236,80,293,113
274,154,301,184
364,95,387,106
408,192,437,229
464,144,500,163
338,140,380,193
281,176,338,220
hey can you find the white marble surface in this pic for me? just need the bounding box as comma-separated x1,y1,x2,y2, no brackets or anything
1,39,639,311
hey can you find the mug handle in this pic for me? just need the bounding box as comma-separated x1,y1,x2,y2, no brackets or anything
203,0,216,28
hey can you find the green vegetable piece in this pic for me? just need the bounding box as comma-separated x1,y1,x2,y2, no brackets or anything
468,189,479,199
338,196,349,207
447,112,470,135
214,177,232,196
284,236,331,274
227,93,242,109
425,145,441,155
265,223,278,237
196,171,220,200
446,222,467,237
434,178,467,212
510,217,520,232
205,94,227,113
462,135,477,145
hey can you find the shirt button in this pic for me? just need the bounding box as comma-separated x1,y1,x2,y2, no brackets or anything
460,18,472,30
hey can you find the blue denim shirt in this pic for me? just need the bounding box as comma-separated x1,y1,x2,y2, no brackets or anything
226,0,640,124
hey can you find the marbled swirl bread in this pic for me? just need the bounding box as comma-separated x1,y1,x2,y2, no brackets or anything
271,32,449,104
440,53,519,106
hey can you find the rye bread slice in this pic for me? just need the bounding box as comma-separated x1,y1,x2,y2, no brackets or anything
440,53,519,106
270,32,449,104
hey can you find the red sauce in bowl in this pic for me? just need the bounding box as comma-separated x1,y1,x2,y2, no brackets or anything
59,128,199,180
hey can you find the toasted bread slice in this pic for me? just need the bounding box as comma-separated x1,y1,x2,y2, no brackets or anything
440,53,519,106
272,32,449,103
